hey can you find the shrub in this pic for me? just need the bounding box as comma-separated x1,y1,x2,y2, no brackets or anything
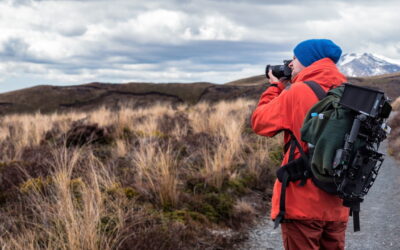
0,98,282,249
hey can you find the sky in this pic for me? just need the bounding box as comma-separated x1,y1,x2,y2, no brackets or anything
0,0,400,93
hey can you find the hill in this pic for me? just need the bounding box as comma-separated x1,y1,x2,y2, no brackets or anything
227,73,400,100
0,81,266,115
347,72,400,100
0,72,399,115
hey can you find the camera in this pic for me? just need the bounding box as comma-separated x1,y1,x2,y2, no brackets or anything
332,84,392,202
265,60,292,79
339,84,391,119
330,83,392,231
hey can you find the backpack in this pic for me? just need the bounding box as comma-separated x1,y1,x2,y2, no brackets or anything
274,81,392,232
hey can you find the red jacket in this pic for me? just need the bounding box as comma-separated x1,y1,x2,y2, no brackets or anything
252,58,349,221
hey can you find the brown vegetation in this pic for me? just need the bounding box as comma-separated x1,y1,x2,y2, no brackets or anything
388,96,400,161
0,99,282,249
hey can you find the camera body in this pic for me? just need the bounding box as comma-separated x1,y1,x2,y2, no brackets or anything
265,60,292,79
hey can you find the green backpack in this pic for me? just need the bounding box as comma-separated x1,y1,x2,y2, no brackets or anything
274,81,392,232
301,85,365,186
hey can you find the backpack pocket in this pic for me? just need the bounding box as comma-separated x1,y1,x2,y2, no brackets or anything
302,106,354,183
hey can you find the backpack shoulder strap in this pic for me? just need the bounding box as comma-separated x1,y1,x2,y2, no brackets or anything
275,82,326,228
284,81,326,155
304,81,326,101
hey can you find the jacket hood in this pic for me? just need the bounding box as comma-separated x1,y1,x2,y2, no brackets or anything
292,58,347,89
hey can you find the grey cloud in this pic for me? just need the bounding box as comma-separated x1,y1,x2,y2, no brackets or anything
7,39,286,80
57,25,87,37
1,38,29,58
0,38,57,65
8,0,47,6
76,40,289,68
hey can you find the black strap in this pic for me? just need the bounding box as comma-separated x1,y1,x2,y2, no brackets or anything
274,171,289,229
287,132,309,187
275,131,311,228
288,138,296,162
353,211,360,232
345,199,361,232
349,202,361,232
289,131,309,163
304,81,326,101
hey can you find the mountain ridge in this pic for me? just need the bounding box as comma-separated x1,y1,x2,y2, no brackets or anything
338,53,400,77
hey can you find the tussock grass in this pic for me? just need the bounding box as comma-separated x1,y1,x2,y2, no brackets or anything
0,98,282,249
388,97,400,160
132,142,180,208
391,96,400,111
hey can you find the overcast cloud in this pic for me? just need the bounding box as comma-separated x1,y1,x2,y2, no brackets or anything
0,0,399,92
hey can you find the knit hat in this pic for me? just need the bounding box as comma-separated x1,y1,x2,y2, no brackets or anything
293,39,342,67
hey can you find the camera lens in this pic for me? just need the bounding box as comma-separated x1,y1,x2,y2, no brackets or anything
265,60,292,80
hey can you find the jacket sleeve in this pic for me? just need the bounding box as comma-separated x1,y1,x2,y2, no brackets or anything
251,81,292,137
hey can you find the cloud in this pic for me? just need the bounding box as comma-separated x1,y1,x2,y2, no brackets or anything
0,38,29,58
0,0,400,93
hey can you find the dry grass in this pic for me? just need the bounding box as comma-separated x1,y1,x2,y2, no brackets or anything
1,148,121,249
132,142,180,208
391,96,400,111
0,98,282,249
388,97,400,160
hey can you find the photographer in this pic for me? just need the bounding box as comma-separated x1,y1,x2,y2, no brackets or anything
251,39,349,250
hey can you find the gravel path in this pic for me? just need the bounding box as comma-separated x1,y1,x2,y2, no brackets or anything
237,141,400,250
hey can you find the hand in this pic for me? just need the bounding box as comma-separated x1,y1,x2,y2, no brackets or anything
268,70,279,83
268,70,291,86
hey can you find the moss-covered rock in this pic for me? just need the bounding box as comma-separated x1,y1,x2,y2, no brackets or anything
186,192,234,223
70,178,85,207
190,200,219,222
224,177,251,196
105,182,139,200
268,145,284,166
185,176,219,194
124,187,140,200
164,209,208,224
120,126,135,140
99,215,118,234
19,176,53,194
204,193,234,222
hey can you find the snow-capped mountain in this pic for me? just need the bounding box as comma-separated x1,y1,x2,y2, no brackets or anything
337,53,400,77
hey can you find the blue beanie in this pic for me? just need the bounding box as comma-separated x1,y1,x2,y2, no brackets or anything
293,39,342,67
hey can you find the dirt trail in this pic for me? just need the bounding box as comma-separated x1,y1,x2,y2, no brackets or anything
236,141,400,250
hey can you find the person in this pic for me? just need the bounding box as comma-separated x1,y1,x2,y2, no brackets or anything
251,39,350,250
